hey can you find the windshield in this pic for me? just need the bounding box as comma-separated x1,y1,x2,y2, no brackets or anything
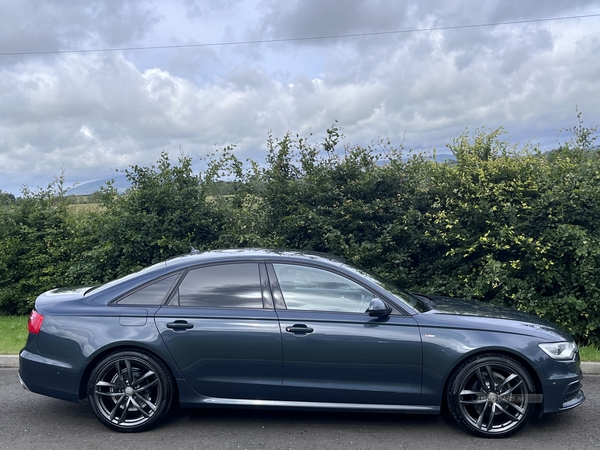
342,264,430,313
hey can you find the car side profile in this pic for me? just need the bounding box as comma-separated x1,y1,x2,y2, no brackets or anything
19,249,584,438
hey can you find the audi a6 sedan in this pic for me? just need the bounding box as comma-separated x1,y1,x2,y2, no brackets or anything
19,249,584,438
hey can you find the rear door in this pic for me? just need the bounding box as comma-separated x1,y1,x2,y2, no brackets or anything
155,262,282,400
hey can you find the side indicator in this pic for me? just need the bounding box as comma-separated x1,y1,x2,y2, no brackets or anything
424,334,435,338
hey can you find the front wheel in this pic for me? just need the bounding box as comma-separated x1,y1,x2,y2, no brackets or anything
88,350,174,432
446,353,536,438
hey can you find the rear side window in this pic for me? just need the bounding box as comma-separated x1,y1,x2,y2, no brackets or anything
117,274,179,305
169,263,263,308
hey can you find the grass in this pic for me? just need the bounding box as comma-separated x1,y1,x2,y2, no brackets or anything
579,345,600,362
67,202,103,214
0,315,599,361
0,316,28,355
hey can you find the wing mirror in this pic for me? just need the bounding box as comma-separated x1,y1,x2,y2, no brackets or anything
367,298,391,317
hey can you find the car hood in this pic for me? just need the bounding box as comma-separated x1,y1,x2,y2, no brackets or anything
415,294,572,341
424,295,546,322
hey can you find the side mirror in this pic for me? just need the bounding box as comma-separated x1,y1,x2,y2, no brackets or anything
367,298,391,317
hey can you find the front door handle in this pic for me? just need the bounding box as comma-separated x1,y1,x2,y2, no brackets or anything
285,324,314,335
167,320,194,331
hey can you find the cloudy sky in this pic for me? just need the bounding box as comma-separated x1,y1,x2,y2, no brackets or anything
1,0,599,194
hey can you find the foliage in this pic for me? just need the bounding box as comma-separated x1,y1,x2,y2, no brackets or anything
70,152,223,281
0,176,74,314
1,114,599,345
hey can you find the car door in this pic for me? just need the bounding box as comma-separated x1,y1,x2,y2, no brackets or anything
155,262,282,400
269,262,422,406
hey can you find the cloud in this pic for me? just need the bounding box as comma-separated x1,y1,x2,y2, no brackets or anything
0,0,599,194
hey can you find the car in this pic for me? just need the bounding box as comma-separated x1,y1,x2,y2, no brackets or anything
18,249,584,437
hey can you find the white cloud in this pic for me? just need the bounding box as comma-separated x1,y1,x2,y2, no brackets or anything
0,0,599,194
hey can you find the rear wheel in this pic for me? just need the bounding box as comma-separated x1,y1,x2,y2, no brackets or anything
447,353,536,438
88,350,174,432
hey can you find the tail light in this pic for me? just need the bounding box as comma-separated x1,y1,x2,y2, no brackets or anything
27,310,44,334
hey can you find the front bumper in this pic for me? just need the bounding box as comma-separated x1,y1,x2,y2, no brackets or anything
538,358,585,414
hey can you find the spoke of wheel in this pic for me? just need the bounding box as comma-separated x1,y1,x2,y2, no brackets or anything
501,379,523,396
496,403,521,422
130,397,151,418
475,368,490,393
134,392,157,411
109,395,126,422
496,373,518,392
485,365,496,391
460,398,488,405
459,389,487,405
95,381,121,390
118,397,132,424
136,377,159,391
476,401,490,429
125,359,133,385
486,402,496,430
501,400,525,415
95,390,123,398
115,360,126,387
132,370,156,389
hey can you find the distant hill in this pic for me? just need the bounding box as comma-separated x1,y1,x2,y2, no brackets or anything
66,174,131,196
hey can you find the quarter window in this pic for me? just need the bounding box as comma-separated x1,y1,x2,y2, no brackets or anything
117,274,179,305
273,264,374,313
170,263,263,308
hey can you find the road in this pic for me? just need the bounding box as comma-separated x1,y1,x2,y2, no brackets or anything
0,369,598,450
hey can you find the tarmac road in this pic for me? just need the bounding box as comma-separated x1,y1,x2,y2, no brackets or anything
0,369,598,450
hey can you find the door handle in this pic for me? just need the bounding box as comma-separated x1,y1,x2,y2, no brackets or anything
285,324,314,335
167,320,194,331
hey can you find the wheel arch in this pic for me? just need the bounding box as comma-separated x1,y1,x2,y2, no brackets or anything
440,349,543,410
78,344,180,402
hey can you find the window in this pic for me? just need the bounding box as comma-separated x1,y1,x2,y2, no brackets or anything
117,274,179,305
170,263,263,308
273,264,374,313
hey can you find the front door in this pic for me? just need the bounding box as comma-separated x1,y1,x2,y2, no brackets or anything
270,263,422,405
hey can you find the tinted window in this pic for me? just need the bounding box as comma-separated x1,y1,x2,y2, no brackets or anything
172,263,263,308
273,264,374,313
117,274,179,305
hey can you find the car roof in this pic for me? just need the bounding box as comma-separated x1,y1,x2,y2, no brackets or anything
161,248,348,270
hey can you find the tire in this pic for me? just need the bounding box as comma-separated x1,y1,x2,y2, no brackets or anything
88,350,174,432
446,353,536,438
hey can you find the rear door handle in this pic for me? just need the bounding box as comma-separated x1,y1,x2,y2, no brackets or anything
167,320,194,331
285,324,314,335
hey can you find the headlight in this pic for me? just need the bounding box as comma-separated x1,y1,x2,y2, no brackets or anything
538,342,578,360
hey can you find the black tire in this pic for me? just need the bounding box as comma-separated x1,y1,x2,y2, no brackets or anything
88,350,174,432
446,353,536,438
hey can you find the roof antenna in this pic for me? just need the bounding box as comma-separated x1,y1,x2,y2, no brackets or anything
190,246,200,255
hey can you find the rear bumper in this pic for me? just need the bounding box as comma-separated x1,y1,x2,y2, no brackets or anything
18,350,82,403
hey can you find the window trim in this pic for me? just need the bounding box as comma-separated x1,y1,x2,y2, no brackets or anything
110,272,182,306
165,261,271,310
266,262,406,315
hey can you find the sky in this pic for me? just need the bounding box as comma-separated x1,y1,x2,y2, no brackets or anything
1,0,599,195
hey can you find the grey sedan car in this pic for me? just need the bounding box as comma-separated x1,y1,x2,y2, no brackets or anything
19,249,584,437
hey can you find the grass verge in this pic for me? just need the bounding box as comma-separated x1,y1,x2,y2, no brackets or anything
0,315,28,354
0,315,599,361
579,345,600,362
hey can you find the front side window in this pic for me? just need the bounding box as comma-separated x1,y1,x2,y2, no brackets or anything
273,264,374,313
170,263,263,308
